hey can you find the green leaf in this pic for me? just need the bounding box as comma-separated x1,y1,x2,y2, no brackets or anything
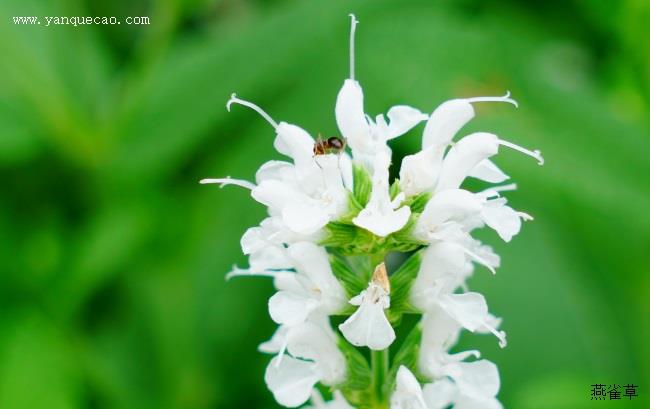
387,323,423,391
321,222,359,248
389,179,401,200
338,337,373,409
405,192,431,214
352,164,372,207
330,253,367,299
389,250,423,319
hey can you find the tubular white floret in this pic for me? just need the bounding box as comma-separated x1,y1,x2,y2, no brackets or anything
200,177,256,190
467,91,519,108
498,139,545,165
348,14,359,80
226,93,278,128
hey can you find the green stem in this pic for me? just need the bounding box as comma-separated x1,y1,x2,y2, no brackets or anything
371,349,390,407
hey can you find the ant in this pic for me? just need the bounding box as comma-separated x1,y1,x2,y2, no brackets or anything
313,135,346,156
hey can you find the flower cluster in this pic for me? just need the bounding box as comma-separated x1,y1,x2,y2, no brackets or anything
202,14,542,409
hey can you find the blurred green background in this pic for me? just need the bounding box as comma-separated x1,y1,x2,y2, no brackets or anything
1,0,649,408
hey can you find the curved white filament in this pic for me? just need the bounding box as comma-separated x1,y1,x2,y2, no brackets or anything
200,177,256,190
348,14,359,80
226,93,278,128
479,183,518,199
467,91,519,108
498,139,544,165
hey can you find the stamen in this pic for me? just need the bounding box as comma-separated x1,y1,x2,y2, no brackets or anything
226,93,278,128
200,176,256,190
274,340,288,368
498,139,544,165
479,183,518,199
226,266,278,281
466,91,519,108
518,211,534,221
348,14,359,80
485,326,507,348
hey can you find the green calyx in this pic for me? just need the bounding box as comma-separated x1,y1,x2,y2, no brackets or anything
320,165,430,256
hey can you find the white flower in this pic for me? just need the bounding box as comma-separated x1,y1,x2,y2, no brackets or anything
304,391,355,409
204,13,542,409
336,78,427,167
399,95,543,198
389,364,502,409
335,15,427,171
339,263,396,350
352,151,411,236
267,242,347,326
390,366,428,409
201,96,351,237
414,188,531,246
422,361,502,409
265,355,320,408
411,246,507,348
262,317,347,407
418,309,480,379
225,219,296,278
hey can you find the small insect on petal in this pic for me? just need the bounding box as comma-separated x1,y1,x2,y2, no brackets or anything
372,262,390,294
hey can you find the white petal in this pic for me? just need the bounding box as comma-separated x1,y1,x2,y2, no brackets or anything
481,199,522,242
335,79,371,153
353,205,411,237
282,202,330,235
422,99,475,149
252,180,305,213
422,379,457,409
468,159,509,183
259,326,289,354
421,310,462,350
255,160,295,184
418,310,464,378
274,123,315,168
241,226,268,255
273,272,305,292
249,245,293,272
436,293,507,347
268,291,317,326
339,284,395,350
286,320,346,385
288,242,347,313
435,132,500,192
399,145,446,197
416,189,483,239
264,355,319,408
451,360,501,400
353,152,411,237
437,292,489,332
411,242,467,310
384,105,428,140
390,366,428,409
339,153,354,190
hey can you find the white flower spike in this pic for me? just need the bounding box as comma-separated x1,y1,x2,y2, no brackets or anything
206,12,542,409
